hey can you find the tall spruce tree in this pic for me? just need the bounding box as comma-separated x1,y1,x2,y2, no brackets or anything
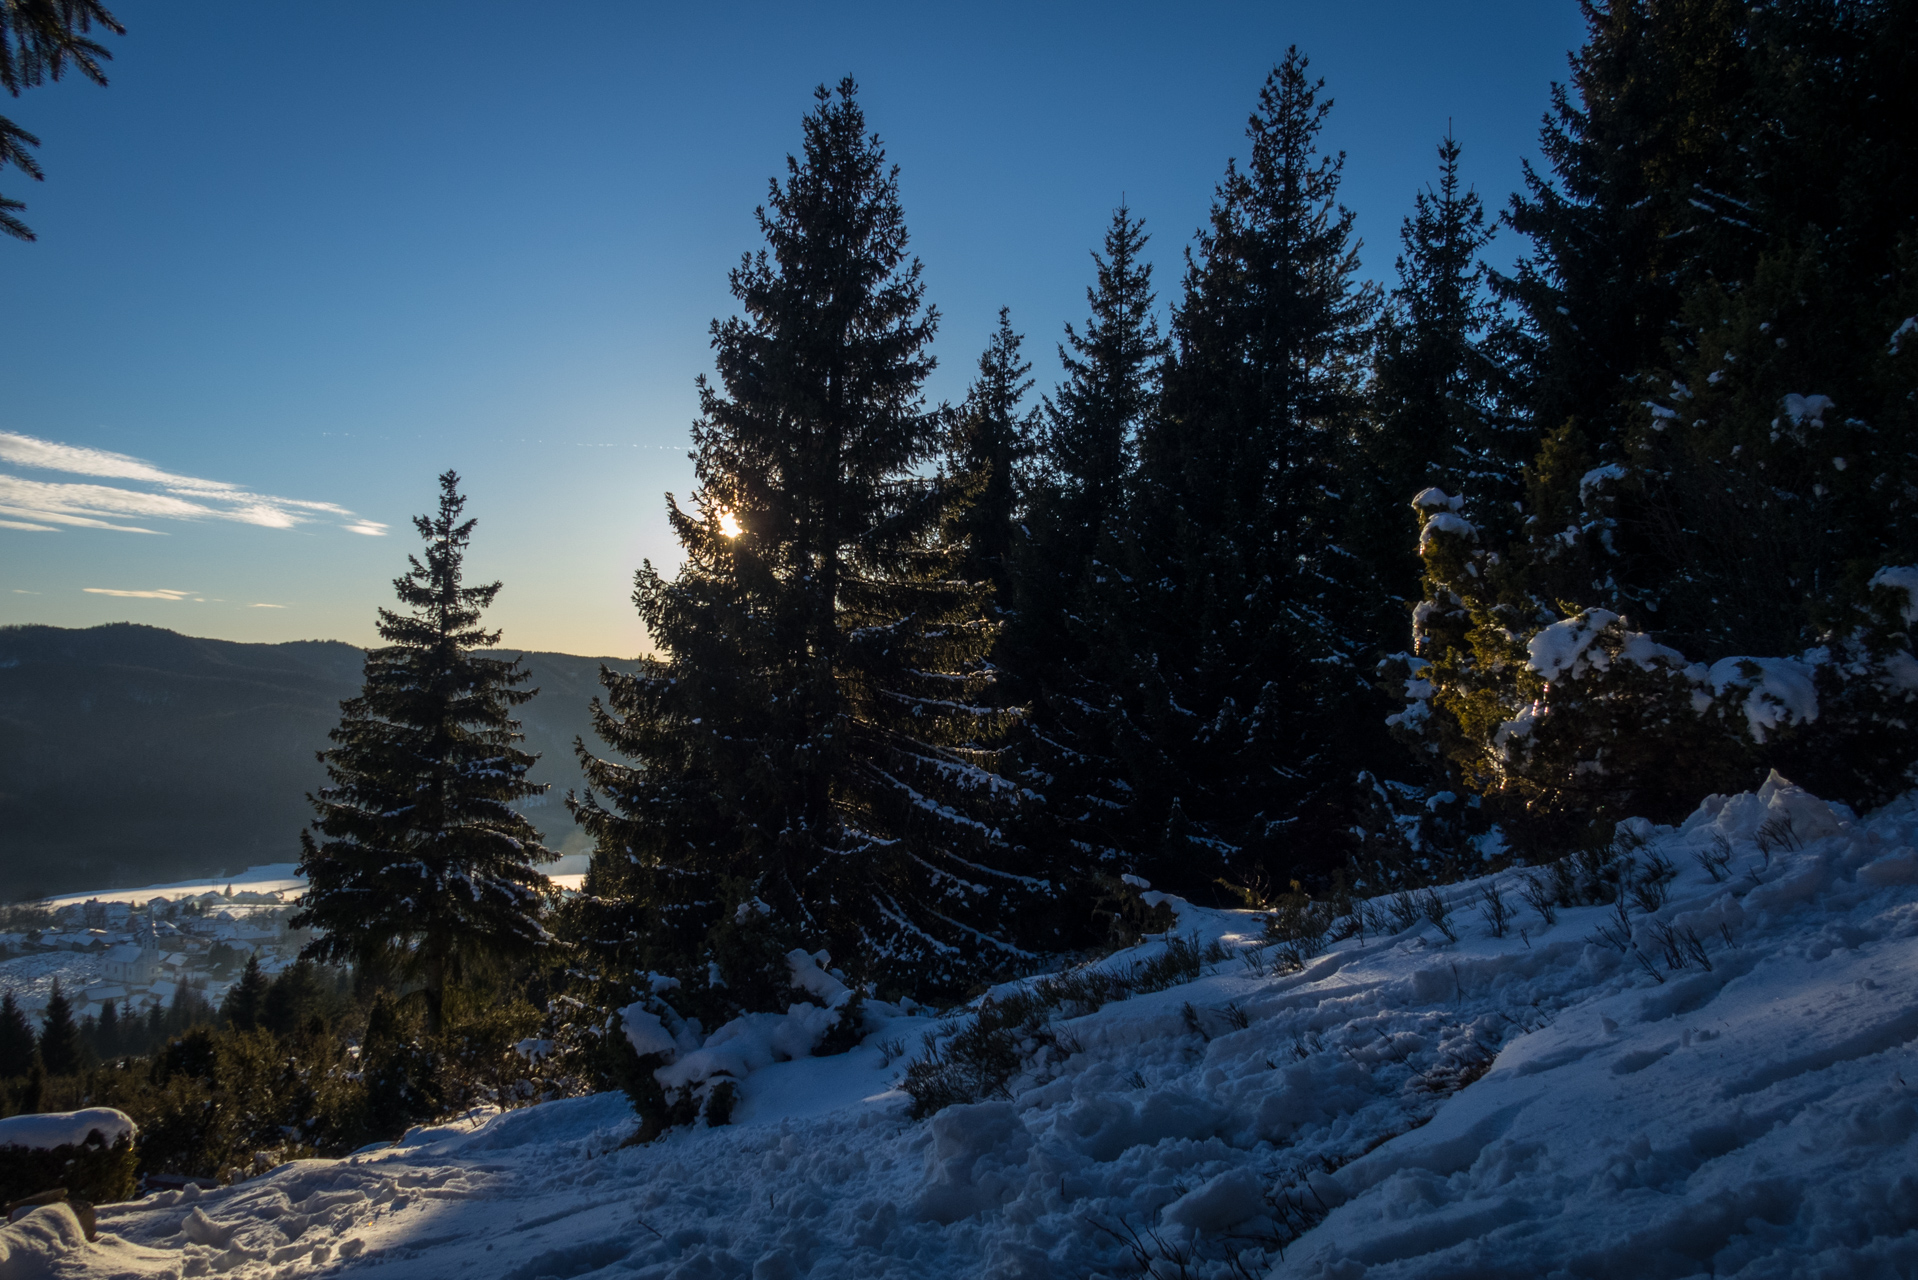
293,471,553,1035
37,980,80,1075
1493,0,1752,611
569,79,1037,1019
0,991,36,1078
1108,50,1380,894
1004,204,1166,892
1496,0,1749,442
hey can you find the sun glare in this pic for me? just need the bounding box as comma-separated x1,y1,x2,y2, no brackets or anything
718,509,743,539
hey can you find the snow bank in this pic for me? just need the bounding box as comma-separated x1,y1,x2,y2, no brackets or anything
0,1201,178,1277
58,776,1918,1278
0,1107,135,1151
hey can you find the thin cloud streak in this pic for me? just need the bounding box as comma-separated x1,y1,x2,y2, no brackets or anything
0,432,387,536
83,587,197,600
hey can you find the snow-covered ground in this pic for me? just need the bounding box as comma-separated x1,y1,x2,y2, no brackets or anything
10,772,1918,1278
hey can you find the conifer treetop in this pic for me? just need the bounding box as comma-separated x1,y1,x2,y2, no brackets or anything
1042,203,1164,508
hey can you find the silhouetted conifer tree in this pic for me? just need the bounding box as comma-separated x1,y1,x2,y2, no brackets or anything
1004,204,1166,896
37,981,80,1076
1362,134,1520,585
293,471,554,1034
92,996,118,1059
1108,50,1380,893
221,956,268,1032
0,991,36,1078
570,80,1034,1018
947,308,1039,601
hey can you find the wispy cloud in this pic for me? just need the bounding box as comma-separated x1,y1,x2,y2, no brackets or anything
83,587,200,600
0,432,387,536
247,602,287,609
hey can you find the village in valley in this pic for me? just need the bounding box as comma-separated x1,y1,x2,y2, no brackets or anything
0,869,308,1021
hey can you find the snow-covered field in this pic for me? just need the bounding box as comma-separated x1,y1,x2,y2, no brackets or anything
10,772,1918,1278
38,866,311,911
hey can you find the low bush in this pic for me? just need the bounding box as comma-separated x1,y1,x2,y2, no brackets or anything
902,933,1232,1117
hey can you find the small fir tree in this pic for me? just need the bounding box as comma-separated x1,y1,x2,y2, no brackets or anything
92,997,119,1059
221,955,268,1032
0,991,36,1078
293,471,554,1034
37,980,81,1076
569,80,1036,1022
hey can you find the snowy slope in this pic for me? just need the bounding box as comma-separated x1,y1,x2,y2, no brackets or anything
12,773,1918,1278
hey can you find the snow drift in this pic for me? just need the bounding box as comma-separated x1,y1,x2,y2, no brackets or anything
16,774,1918,1278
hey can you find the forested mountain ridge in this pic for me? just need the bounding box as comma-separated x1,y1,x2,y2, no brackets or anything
0,623,621,901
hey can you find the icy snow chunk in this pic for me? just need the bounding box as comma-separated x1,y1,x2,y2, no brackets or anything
1757,769,1845,842
1412,487,1464,512
178,1206,235,1248
1058,1090,1227,1161
1700,769,1844,846
1858,850,1918,887
1527,610,1620,681
1707,657,1818,742
1418,511,1476,552
619,1004,679,1061
1869,565,1918,625
1678,793,1729,835
916,1101,1032,1224
0,1107,135,1150
1160,1167,1264,1233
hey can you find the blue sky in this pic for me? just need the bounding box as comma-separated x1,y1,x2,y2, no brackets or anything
0,0,1586,657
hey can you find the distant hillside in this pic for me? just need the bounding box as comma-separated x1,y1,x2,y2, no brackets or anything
0,623,631,901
